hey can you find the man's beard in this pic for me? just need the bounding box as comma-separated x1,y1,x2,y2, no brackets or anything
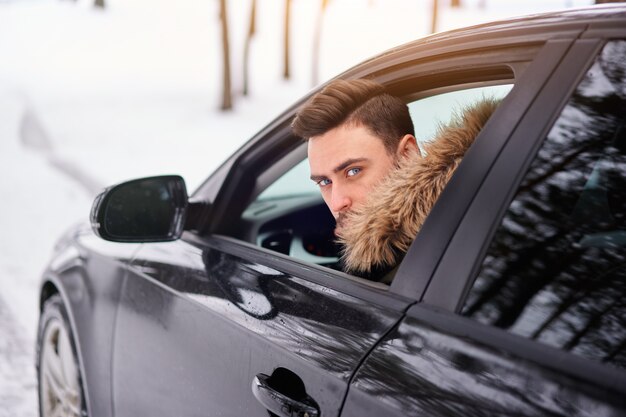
335,212,348,237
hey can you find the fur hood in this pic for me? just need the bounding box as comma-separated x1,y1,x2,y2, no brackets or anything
337,98,500,276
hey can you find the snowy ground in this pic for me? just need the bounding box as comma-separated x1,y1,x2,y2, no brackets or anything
0,0,593,415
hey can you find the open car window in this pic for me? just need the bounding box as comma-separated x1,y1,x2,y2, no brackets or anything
257,159,317,201
253,83,514,206
409,84,512,149
238,82,514,282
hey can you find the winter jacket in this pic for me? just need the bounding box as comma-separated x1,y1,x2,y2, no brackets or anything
337,98,501,282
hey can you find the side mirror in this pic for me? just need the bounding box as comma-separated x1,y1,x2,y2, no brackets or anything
90,175,188,242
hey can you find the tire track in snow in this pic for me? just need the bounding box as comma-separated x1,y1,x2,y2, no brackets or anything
0,100,97,416
20,107,104,196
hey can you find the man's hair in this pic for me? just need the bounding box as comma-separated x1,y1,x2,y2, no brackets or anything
291,79,414,155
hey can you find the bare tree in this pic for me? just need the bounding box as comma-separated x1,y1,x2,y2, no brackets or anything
219,0,233,110
283,0,292,79
311,0,330,86
431,0,438,34
62,0,105,9
243,0,257,96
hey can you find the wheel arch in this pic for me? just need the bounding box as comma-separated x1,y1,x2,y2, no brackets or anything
39,280,60,312
37,275,93,417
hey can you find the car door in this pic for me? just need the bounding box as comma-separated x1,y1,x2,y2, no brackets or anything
109,20,583,417
109,120,416,417
343,35,626,417
111,235,412,417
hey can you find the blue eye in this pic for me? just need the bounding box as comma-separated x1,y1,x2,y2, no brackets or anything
347,167,361,177
317,178,331,187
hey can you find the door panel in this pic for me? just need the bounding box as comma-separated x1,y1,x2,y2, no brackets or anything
112,236,410,417
343,304,625,417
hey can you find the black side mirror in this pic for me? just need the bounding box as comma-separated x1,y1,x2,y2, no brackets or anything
90,175,188,242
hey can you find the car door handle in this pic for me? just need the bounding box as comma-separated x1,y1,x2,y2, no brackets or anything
252,373,319,417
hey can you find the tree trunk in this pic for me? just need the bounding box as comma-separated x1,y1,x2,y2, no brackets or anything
311,0,329,86
94,0,105,8
451,0,461,7
283,0,292,79
219,0,233,110
430,0,438,34
243,0,257,96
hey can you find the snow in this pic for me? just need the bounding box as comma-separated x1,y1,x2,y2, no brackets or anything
0,0,594,415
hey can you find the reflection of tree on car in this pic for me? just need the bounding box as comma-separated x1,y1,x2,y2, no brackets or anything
463,43,626,369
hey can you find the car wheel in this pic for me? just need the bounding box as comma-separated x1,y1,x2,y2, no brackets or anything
36,294,86,417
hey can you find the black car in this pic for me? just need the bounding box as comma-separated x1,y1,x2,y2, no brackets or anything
36,5,626,417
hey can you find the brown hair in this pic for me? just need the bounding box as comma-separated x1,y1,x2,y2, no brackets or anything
291,79,414,155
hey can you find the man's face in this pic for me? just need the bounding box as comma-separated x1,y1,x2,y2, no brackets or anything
308,123,397,237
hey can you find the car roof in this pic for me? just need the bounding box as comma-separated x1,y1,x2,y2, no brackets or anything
389,4,626,53
339,4,626,80
428,4,626,41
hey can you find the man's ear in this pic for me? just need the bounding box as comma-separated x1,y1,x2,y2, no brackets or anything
397,134,421,158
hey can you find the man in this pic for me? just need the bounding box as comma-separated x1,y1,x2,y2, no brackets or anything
292,79,498,282
292,79,420,237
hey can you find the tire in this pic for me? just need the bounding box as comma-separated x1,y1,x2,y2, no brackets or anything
36,294,87,417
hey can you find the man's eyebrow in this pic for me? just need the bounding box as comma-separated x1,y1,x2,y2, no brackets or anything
310,174,327,182
332,157,368,174
310,157,369,181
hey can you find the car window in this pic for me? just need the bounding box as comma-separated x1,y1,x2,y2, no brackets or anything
408,84,512,150
257,84,513,202
257,159,317,201
461,41,626,370
246,82,513,271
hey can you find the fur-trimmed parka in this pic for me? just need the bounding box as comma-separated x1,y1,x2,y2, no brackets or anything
337,98,500,280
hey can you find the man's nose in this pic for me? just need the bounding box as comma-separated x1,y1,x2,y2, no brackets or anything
329,186,351,213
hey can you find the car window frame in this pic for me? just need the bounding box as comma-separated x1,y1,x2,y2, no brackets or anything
183,232,414,310
192,34,582,302
421,37,613,311
390,38,581,298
